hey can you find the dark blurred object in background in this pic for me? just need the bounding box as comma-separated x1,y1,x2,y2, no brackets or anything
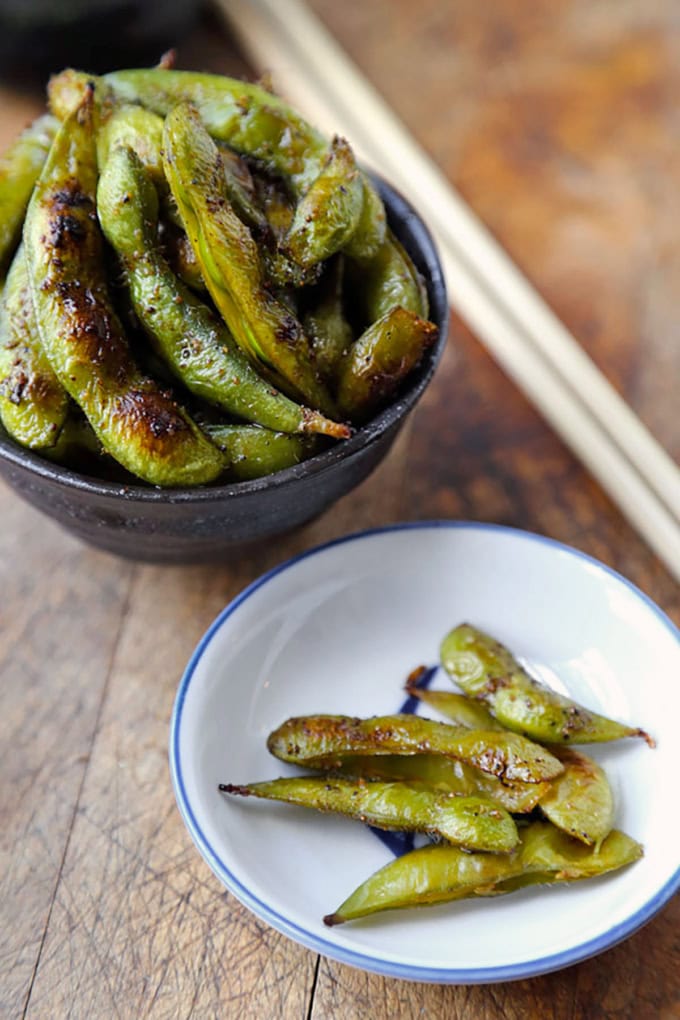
0,0,200,84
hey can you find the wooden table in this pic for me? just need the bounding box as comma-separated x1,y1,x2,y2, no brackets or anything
2,2,678,1016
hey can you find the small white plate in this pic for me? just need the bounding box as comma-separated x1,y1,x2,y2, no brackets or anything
170,522,680,983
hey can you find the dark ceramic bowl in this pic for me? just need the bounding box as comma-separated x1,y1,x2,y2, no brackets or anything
0,179,447,562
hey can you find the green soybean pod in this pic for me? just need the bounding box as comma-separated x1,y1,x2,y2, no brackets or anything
220,777,518,853
162,103,339,416
267,714,564,783
323,822,643,925
539,748,615,849
97,146,348,440
303,257,353,383
311,754,550,814
285,136,363,268
350,229,428,321
0,246,69,448
96,103,165,183
405,688,503,732
337,306,439,421
0,114,57,277
441,624,653,745
23,91,225,488
204,424,316,480
100,68,386,260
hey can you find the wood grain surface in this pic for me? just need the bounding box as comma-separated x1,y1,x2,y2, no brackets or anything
1,2,678,1017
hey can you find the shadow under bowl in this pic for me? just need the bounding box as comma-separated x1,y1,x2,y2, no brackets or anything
0,178,448,563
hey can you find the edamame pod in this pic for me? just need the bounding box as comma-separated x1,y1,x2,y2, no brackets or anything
285,136,363,267
539,748,615,848
319,754,550,814
98,146,348,439
405,686,503,732
104,68,385,260
162,103,339,415
343,178,387,261
267,715,564,783
441,624,653,745
204,424,315,480
217,145,318,289
161,221,206,292
23,91,224,487
96,103,165,184
349,229,428,321
303,256,353,382
324,822,643,925
50,67,386,261
0,246,69,448
0,114,57,276
220,777,518,852
337,306,438,421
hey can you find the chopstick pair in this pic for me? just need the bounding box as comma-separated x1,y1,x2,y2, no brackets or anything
216,0,680,583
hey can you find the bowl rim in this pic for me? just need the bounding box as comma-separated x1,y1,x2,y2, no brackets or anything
0,177,447,503
169,520,680,984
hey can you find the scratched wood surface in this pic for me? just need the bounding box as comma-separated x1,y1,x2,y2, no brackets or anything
1,2,678,1017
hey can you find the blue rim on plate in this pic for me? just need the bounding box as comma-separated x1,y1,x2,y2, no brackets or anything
169,521,680,984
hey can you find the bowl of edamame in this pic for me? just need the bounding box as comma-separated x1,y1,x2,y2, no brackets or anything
0,68,447,561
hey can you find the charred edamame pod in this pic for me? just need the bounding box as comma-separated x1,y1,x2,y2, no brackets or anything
539,748,615,848
162,103,340,416
285,136,363,268
317,754,550,814
0,245,69,448
303,256,353,382
337,306,438,421
323,821,643,925
441,624,652,745
204,423,315,480
98,145,348,439
405,685,503,732
220,777,518,852
267,715,564,783
349,229,428,321
23,91,225,487
96,103,165,184
217,145,318,290
0,114,57,276
49,68,386,263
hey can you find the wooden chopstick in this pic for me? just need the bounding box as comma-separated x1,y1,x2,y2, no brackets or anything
215,0,680,583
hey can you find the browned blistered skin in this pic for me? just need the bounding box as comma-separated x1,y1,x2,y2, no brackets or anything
267,714,564,783
22,90,224,486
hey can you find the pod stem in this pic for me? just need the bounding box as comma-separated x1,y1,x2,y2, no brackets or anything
302,409,351,439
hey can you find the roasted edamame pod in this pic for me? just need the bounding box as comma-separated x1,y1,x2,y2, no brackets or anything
267,715,564,783
539,747,615,848
0,114,57,276
0,245,69,448
204,424,316,480
220,777,518,852
405,686,503,732
23,90,225,487
217,144,318,290
441,624,653,745
303,256,353,382
49,67,386,263
162,103,341,416
160,221,206,292
349,229,428,321
323,821,643,925
285,136,363,268
98,145,348,439
337,306,438,421
96,103,165,185
318,754,550,814
101,67,386,262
